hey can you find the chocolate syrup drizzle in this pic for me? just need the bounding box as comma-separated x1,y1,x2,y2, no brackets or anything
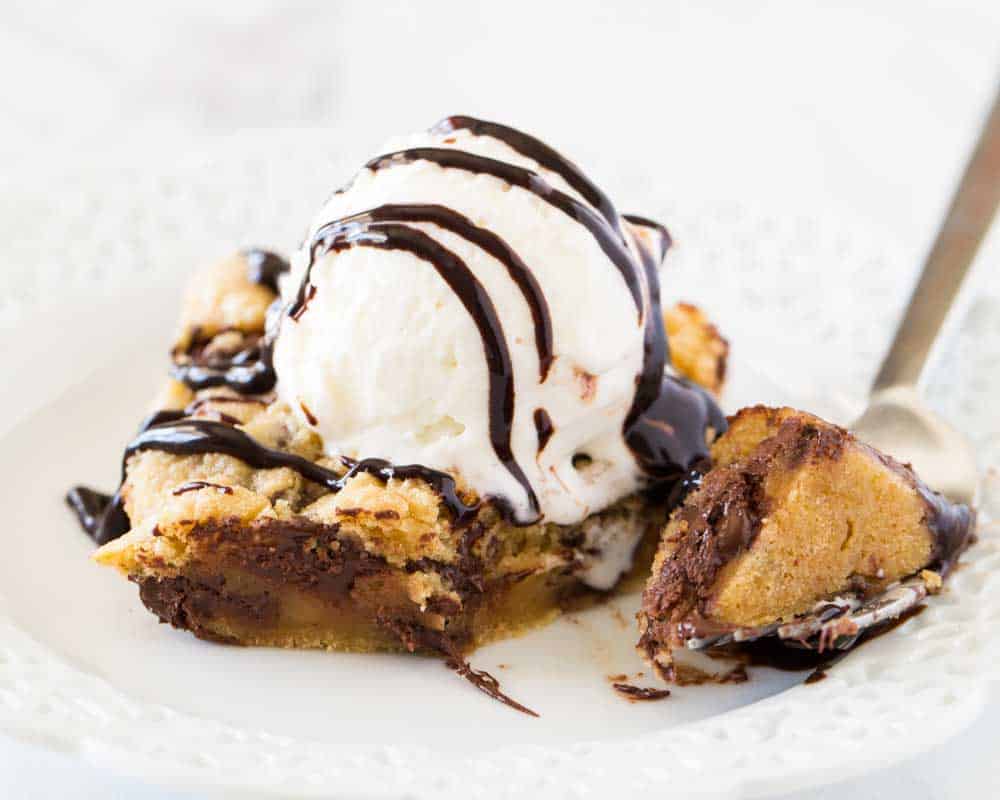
291,221,540,521
300,204,554,380
359,143,723,481
72,418,481,545
67,409,187,543
170,340,277,394
243,249,290,293
432,115,624,237
364,148,644,314
623,214,726,478
533,408,554,454
64,487,112,540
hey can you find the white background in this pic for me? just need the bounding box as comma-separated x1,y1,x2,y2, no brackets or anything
2,1,998,797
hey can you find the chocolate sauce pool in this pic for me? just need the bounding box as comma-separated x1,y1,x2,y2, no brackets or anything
739,604,930,682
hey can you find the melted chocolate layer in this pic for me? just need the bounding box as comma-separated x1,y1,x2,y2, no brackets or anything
291,220,540,522
135,516,537,716
924,491,975,575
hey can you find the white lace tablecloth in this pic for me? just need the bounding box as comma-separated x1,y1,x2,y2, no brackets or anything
1,1,998,798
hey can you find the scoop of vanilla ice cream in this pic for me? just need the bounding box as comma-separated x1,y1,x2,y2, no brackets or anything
273,121,668,525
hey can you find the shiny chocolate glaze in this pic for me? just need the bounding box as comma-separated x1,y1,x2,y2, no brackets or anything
243,248,290,293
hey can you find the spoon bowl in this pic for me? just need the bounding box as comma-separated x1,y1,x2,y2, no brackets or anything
850,385,978,505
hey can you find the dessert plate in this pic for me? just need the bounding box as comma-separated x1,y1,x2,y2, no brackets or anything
2,140,998,797
0,288,996,800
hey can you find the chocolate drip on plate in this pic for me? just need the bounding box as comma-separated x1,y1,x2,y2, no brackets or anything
243,248,290,293
314,204,554,381
291,220,540,522
65,487,113,539
68,409,188,544
377,616,538,716
432,115,623,236
364,148,643,315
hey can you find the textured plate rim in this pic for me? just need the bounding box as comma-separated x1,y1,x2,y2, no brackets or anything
2,173,998,797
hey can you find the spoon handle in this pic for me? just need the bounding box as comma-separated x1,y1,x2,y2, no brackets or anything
872,88,1000,393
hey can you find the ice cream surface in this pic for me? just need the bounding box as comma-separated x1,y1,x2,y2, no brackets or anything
273,116,723,525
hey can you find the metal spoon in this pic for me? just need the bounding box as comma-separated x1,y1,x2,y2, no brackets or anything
851,89,1000,505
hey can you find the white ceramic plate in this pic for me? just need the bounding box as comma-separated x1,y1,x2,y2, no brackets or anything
2,137,998,797
0,285,997,800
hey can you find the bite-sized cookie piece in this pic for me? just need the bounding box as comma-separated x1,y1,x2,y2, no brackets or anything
173,249,287,353
169,249,288,395
664,302,729,396
638,405,974,682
